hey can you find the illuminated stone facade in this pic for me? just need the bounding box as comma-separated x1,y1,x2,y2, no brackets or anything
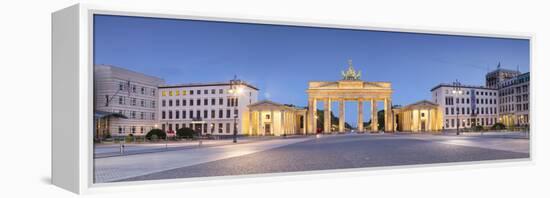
247,100,307,136
306,61,394,133
394,100,443,132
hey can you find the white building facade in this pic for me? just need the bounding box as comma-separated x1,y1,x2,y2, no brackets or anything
94,65,165,137
497,72,530,126
158,82,259,136
431,84,499,130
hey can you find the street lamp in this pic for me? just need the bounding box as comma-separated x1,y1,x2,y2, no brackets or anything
452,80,463,136
228,76,243,143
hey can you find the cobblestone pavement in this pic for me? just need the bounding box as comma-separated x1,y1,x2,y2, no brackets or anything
94,137,311,183
114,133,529,182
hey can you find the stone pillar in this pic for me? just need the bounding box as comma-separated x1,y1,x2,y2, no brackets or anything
249,110,253,135
339,99,345,132
324,98,332,133
371,99,378,132
427,109,431,131
358,99,364,132
302,113,308,135
384,98,393,132
308,98,317,134
281,110,285,136
258,111,263,136
389,98,394,132
270,109,274,135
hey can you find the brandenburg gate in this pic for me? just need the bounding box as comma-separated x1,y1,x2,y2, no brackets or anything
306,60,394,134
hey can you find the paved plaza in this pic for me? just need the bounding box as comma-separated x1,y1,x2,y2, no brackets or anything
94,132,530,183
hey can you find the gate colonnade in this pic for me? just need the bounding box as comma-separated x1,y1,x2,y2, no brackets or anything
306,62,394,134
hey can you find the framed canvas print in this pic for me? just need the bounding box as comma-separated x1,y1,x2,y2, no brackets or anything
52,4,532,194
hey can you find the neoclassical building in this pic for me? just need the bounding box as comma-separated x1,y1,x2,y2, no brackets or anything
306,61,394,134
394,100,443,132
247,100,307,136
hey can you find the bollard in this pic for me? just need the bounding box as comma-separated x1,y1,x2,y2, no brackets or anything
120,143,124,155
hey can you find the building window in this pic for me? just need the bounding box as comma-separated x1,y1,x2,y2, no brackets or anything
227,109,231,118
190,99,194,106
226,123,231,133
182,110,186,119
169,100,173,106
219,89,223,94
219,98,223,106
168,111,173,119
162,111,166,119
162,100,166,107
176,100,180,106
219,110,223,118
234,109,239,118
190,90,194,95
182,99,187,106
218,123,223,133
197,110,201,118
141,87,145,94
204,98,208,106
212,98,216,105
190,111,194,118
197,99,201,106
197,90,201,95
205,89,209,94
212,110,216,119
176,111,180,119
204,110,208,119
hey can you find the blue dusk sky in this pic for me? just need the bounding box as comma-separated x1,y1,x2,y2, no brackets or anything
93,15,530,126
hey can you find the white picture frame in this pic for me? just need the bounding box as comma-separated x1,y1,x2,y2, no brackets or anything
52,3,533,194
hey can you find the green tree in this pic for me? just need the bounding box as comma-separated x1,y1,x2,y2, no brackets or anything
315,109,352,132
176,127,197,139
491,123,506,130
145,129,166,140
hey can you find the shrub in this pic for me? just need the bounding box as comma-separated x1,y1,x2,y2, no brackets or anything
472,125,484,132
491,123,506,130
146,129,166,140
125,134,134,143
177,127,197,139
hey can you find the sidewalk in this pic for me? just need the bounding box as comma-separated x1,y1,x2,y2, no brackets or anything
94,137,312,183
440,131,530,139
94,135,304,158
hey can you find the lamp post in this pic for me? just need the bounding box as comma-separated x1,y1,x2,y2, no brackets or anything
228,76,243,143
452,80,463,136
